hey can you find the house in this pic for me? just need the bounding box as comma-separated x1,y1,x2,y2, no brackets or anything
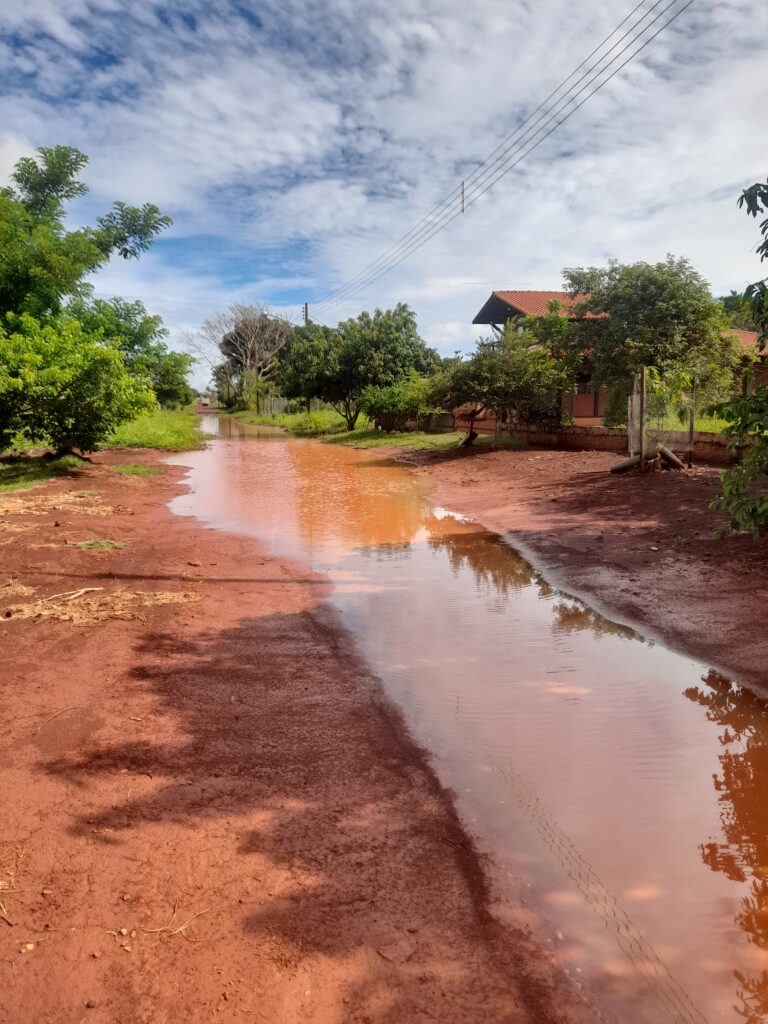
472,290,606,423
471,290,764,426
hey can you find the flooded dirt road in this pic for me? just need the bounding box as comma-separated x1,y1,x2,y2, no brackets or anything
170,416,768,1024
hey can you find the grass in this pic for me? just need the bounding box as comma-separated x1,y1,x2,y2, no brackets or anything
233,409,371,437
0,454,89,494
324,429,526,451
107,408,208,450
111,463,162,476
73,539,125,551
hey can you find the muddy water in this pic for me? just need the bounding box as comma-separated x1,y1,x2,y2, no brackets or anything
170,419,768,1024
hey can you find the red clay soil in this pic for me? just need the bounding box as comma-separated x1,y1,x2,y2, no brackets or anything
399,445,768,694
0,450,592,1024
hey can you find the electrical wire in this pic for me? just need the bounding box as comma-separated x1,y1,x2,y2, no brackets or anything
312,0,695,314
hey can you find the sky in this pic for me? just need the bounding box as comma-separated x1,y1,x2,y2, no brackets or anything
1,0,767,388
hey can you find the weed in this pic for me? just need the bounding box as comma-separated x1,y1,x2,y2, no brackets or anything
73,539,125,551
112,464,162,476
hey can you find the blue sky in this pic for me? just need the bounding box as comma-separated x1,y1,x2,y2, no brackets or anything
1,0,767,387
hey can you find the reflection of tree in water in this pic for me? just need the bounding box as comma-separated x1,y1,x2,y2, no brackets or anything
551,601,640,642
425,526,547,600
685,670,768,1023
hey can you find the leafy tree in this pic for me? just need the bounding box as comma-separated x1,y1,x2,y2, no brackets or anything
328,304,439,429
277,304,438,430
66,297,195,407
435,317,576,442
710,180,768,536
564,256,733,390
361,372,437,432
0,314,154,453
0,146,172,318
718,290,759,331
276,322,336,411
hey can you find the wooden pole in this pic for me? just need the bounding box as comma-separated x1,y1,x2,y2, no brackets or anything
639,366,646,472
687,383,696,469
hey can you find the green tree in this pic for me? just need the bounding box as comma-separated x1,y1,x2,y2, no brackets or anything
361,372,437,432
66,297,195,407
710,180,768,537
328,304,439,429
563,256,734,390
0,146,172,318
0,314,154,453
278,305,438,430
718,290,759,331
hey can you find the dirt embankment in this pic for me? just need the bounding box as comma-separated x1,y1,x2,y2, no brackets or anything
398,445,768,692
1,450,591,1024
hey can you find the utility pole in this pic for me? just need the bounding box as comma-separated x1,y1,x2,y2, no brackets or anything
303,302,308,326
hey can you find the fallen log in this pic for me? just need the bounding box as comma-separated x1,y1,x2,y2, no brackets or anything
657,443,686,470
610,450,654,473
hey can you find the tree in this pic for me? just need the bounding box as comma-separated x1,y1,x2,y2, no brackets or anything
361,372,437,432
710,180,768,537
66,297,195,407
0,146,172,318
276,322,336,411
196,303,293,412
275,304,438,430
563,256,734,390
0,314,154,453
718,290,759,331
328,304,439,430
435,315,576,443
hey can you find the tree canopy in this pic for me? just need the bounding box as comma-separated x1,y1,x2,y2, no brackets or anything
0,146,172,318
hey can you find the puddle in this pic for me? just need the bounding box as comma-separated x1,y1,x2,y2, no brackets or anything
169,424,768,1024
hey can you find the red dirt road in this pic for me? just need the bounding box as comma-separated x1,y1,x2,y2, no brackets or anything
1,451,590,1024
401,445,768,693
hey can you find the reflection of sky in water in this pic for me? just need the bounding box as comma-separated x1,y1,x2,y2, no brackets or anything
170,432,768,1024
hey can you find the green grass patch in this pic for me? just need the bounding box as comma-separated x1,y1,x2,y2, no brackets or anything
324,429,465,450
111,463,162,476
73,539,125,551
107,408,208,450
232,409,368,436
0,454,89,494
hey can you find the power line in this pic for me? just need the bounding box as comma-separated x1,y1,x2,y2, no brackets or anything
313,0,656,309
311,0,695,315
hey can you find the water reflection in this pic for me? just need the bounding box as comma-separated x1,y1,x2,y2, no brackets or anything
169,420,768,1024
686,672,768,1022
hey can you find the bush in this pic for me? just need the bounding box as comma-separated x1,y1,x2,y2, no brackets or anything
0,313,154,453
360,372,437,432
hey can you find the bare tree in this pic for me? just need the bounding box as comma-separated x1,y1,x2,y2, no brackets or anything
186,303,294,410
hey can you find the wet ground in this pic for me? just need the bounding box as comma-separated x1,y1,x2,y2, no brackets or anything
170,414,768,1024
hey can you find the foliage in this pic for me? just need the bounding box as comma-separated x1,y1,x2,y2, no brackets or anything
718,290,759,331
0,313,154,453
0,146,171,318
435,315,576,438
277,304,438,430
66,297,195,407
107,407,207,450
563,256,734,391
360,372,437,432
0,453,88,493
710,180,768,536
233,408,369,436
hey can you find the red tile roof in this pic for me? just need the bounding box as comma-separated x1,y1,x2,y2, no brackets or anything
491,290,589,317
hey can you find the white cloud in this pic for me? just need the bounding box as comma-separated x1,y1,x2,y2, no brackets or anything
0,0,766,364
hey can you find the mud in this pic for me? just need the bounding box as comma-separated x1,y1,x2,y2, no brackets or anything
1,449,591,1024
